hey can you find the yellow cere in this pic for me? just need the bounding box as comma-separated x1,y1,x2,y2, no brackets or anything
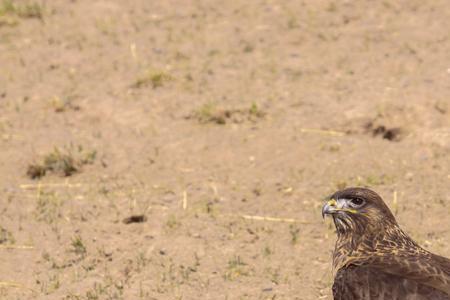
328,199,337,206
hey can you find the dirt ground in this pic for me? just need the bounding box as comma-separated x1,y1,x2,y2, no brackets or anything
1,0,450,299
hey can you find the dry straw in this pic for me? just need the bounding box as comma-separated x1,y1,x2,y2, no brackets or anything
299,128,345,137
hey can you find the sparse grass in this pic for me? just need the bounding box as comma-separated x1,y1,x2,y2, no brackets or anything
37,274,60,294
434,100,448,114
205,200,217,215
134,252,150,273
35,190,63,224
94,17,117,36
192,199,219,219
27,146,96,179
320,143,340,152
326,2,337,12
192,102,223,124
248,102,265,119
151,256,200,293
26,164,46,179
287,17,298,29
0,0,44,19
179,263,197,282
133,70,172,89
82,279,124,300
289,224,300,245
0,226,15,245
242,42,254,53
0,0,14,15
0,13,17,26
16,2,42,18
49,96,80,113
252,186,262,196
264,267,281,284
189,102,266,125
70,235,87,258
165,214,180,230
263,246,272,257
224,255,249,280
287,15,298,29
42,149,78,176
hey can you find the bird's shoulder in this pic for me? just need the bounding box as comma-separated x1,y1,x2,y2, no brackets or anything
333,264,450,300
335,225,450,295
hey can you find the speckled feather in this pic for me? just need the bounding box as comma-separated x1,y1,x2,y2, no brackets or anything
328,188,450,299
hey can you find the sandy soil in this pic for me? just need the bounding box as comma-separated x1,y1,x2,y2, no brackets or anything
1,0,450,299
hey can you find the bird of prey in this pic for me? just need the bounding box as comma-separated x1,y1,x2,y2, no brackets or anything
322,187,450,299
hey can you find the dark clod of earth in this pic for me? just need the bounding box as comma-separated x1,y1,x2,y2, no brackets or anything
122,215,148,224
365,122,403,141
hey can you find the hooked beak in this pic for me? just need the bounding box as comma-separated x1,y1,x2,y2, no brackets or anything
322,199,338,218
322,198,358,218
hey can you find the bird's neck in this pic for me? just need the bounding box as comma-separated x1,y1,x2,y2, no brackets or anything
333,221,406,269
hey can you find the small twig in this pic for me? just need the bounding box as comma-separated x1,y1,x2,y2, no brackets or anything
0,245,34,249
182,191,187,210
299,128,345,137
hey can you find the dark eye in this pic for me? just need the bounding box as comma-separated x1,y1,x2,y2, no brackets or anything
350,198,364,206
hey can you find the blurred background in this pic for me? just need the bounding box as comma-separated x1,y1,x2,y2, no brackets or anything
1,0,449,299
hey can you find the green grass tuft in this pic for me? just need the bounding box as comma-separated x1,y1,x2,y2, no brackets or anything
0,0,44,19
133,70,173,89
27,146,97,179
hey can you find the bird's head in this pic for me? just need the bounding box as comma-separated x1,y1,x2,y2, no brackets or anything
322,187,397,235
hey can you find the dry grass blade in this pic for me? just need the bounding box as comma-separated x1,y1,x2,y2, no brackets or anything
182,190,187,210
240,214,306,223
392,190,398,215
0,281,36,293
20,182,83,189
0,245,34,249
299,128,345,136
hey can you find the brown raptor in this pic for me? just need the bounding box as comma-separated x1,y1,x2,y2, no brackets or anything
322,187,450,299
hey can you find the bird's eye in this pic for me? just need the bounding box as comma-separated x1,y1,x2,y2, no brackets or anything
350,198,364,206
